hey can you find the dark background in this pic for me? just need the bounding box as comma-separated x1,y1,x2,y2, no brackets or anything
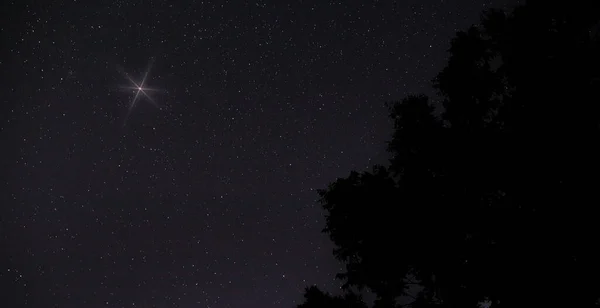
1,0,516,307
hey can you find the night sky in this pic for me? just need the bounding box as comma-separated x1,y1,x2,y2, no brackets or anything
1,1,514,307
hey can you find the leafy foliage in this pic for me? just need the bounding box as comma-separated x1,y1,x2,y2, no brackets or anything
297,286,367,308
298,1,600,307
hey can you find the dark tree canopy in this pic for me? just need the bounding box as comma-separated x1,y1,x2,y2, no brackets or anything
298,1,600,307
296,286,368,308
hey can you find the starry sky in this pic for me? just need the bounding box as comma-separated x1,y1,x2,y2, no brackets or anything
1,0,515,307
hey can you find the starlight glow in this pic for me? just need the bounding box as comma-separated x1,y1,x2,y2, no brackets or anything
120,58,160,126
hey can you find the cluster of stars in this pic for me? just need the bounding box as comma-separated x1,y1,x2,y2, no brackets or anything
1,0,513,307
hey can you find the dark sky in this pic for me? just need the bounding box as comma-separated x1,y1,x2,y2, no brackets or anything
1,0,515,307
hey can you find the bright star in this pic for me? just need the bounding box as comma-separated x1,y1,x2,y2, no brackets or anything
119,58,161,126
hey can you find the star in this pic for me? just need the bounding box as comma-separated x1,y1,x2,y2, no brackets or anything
119,58,161,126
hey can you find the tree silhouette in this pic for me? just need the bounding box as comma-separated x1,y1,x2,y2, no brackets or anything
298,1,600,307
297,286,367,308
